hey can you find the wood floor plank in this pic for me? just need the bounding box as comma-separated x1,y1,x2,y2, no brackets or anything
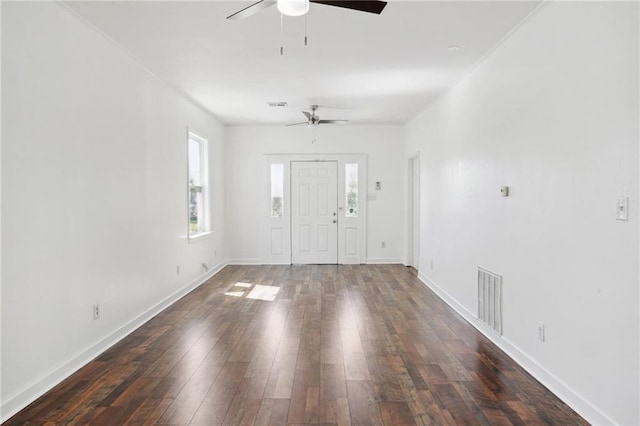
105,377,165,423
189,378,240,425
123,398,173,425
378,400,415,426
5,265,588,426
346,380,383,425
255,398,291,425
157,373,217,424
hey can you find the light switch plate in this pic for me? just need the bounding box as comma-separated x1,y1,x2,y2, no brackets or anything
617,197,628,221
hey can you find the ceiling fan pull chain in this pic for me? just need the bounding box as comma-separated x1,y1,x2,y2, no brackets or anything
280,13,284,55
304,14,308,46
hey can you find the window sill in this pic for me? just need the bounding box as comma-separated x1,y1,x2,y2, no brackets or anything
188,231,213,243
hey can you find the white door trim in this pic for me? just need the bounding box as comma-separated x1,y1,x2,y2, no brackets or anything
407,153,420,269
263,154,367,264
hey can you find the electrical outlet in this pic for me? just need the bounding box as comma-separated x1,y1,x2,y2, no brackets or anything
93,304,100,320
537,322,545,342
381,241,386,248
176,265,180,275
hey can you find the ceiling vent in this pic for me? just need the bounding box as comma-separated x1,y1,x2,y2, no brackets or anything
267,102,288,108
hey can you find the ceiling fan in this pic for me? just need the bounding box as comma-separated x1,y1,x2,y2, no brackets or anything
286,105,348,127
227,0,387,20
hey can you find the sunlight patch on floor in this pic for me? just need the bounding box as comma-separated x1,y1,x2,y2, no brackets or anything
224,282,279,301
246,284,280,301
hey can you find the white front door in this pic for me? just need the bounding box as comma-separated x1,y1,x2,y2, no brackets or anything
291,161,338,264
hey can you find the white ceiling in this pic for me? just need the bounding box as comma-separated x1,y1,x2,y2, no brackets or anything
65,1,540,126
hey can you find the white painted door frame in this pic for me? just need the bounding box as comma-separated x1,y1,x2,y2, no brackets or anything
262,154,367,264
407,153,420,269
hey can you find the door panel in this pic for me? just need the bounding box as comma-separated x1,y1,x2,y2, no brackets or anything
318,183,329,215
299,225,310,252
299,183,310,215
271,228,283,255
318,225,329,252
291,161,338,264
345,227,358,256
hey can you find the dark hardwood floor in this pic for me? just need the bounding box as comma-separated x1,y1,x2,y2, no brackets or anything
5,265,587,425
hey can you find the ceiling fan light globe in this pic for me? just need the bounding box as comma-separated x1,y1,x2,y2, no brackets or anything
277,0,309,16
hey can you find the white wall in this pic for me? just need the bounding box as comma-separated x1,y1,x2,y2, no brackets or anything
1,2,225,419
405,2,639,425
225,125,404,264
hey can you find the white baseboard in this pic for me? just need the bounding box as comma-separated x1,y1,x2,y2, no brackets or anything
227,258,263,265
227,259,407,266
366,258,405,264
416,272,614,426
1,260,228,423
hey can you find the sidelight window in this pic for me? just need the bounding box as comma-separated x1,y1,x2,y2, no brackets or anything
188,131,209,237
270,164,284,217
345,163,358,217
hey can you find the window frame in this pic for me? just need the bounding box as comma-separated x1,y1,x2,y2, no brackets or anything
345,163,359,218
187,130,211,240
270,163,285,218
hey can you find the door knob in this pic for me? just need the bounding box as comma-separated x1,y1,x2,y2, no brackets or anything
333,220,337,223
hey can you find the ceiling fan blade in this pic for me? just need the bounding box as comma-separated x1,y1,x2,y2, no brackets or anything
226,0,276,20
318,120,349,125
286,122,310,127
302,111,313,120
310,0,387,14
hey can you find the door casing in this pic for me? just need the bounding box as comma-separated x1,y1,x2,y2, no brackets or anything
262,154,367,264
407,153,420,269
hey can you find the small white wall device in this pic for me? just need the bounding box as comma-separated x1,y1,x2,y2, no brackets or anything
616,197,628,221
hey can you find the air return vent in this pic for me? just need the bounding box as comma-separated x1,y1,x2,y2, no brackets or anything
478,267,502,335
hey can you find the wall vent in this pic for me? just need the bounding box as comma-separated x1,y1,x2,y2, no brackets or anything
478,267,502,335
